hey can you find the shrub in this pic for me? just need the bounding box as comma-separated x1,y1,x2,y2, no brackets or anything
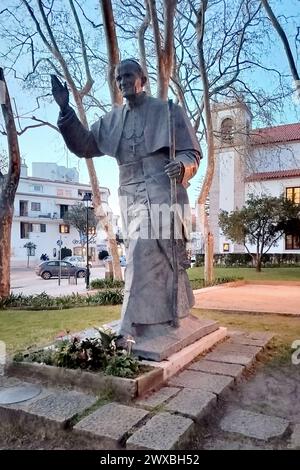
13,328,140,377
105,354,140,378
190,277,242,289
86,289,124,305
0,289,124,310
90,278,125,289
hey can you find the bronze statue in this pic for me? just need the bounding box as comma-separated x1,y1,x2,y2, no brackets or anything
51,59,201,342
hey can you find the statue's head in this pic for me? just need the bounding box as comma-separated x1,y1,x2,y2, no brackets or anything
115,59,147,99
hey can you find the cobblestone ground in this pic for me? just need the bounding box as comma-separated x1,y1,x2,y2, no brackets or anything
189,361,300,450
1,360,299,450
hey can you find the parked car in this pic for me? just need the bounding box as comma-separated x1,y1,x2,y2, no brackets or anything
103,255,127,267
35,260,86,280
63,255,92,268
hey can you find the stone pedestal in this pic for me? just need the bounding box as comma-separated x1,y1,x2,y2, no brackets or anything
106,315,219,361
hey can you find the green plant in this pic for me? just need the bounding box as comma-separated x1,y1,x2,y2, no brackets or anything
190,277,242,289
90,278,125,289
105,353,140,378
0,289,124,311
26,348,54,365
86,289,124,305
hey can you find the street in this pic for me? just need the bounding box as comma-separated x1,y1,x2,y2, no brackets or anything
10,266,107,296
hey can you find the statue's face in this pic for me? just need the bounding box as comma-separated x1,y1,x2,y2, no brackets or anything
115,62,144,98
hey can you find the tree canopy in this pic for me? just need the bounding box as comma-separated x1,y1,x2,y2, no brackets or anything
219,194,300,271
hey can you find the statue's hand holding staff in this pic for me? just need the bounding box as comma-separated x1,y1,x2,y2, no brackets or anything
165,161,184,182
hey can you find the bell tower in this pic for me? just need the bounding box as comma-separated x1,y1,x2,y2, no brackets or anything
209,100,252,253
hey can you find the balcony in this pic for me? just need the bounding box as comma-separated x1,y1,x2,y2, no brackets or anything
15,212,61,220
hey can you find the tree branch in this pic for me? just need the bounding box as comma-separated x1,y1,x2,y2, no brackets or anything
69,0,94,98
261,0,299,82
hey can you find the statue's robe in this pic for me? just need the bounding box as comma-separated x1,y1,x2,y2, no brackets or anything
58,93,201,338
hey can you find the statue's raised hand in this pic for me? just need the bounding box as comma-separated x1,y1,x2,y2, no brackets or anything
51,75,69,112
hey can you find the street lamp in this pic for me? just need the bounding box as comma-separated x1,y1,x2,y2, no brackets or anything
82,192,92,289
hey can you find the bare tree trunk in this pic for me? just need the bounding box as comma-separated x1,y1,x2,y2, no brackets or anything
137,1,152,95
256,254,262,272
195,0,214,284
76,100,122,280
205,232,214,284
261,0,300,86
0,68,21,298
99,0,122,105
148,0,177,100
98,0,124,280
23,0,122,280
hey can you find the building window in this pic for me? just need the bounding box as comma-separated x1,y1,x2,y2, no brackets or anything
59,224,70,234
30,184,43,192
31,202,41,211
31,224,40,233
19,200,28,217
40,224,46,233
285,234,300,250
60,204,69,218
221,118,234,143
57,188,72,197
223,243,230,252
20,222,32,239
286,187,300,204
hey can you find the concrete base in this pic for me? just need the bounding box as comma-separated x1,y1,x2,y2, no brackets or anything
133,315,219,361
142,326,228,381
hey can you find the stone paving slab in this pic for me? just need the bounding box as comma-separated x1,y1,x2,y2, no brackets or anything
228,331,274,348
188,359,244,379
25,391,97,425
216,342,261,356
136,387,180,409
165,388,216,421
126,412,194,450
74,402,148,449
203,438,273,450
0,385,97,432
220,408,289,441
228,330,275,347
168,370,233,396
288,424,300,449
205,350,255,367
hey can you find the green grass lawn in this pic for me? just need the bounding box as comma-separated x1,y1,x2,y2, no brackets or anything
1,265,299,357
0,305,121,355
188,266,300,281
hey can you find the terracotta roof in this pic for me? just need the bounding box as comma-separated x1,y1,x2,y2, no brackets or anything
245,169,300,182
251,123,300,145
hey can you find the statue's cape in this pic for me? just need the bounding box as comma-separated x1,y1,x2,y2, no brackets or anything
91,95,201,159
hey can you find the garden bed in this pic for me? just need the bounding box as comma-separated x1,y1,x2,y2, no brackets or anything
5,360,163,400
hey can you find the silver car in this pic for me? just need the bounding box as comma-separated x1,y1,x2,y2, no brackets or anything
63,256,92,268
35,260,86,280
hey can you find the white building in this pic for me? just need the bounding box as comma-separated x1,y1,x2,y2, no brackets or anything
11,161,117,265
209,101,300,254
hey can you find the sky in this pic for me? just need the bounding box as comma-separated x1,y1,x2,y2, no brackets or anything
0,0,299,216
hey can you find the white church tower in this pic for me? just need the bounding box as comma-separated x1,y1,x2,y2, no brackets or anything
209,100,252,253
